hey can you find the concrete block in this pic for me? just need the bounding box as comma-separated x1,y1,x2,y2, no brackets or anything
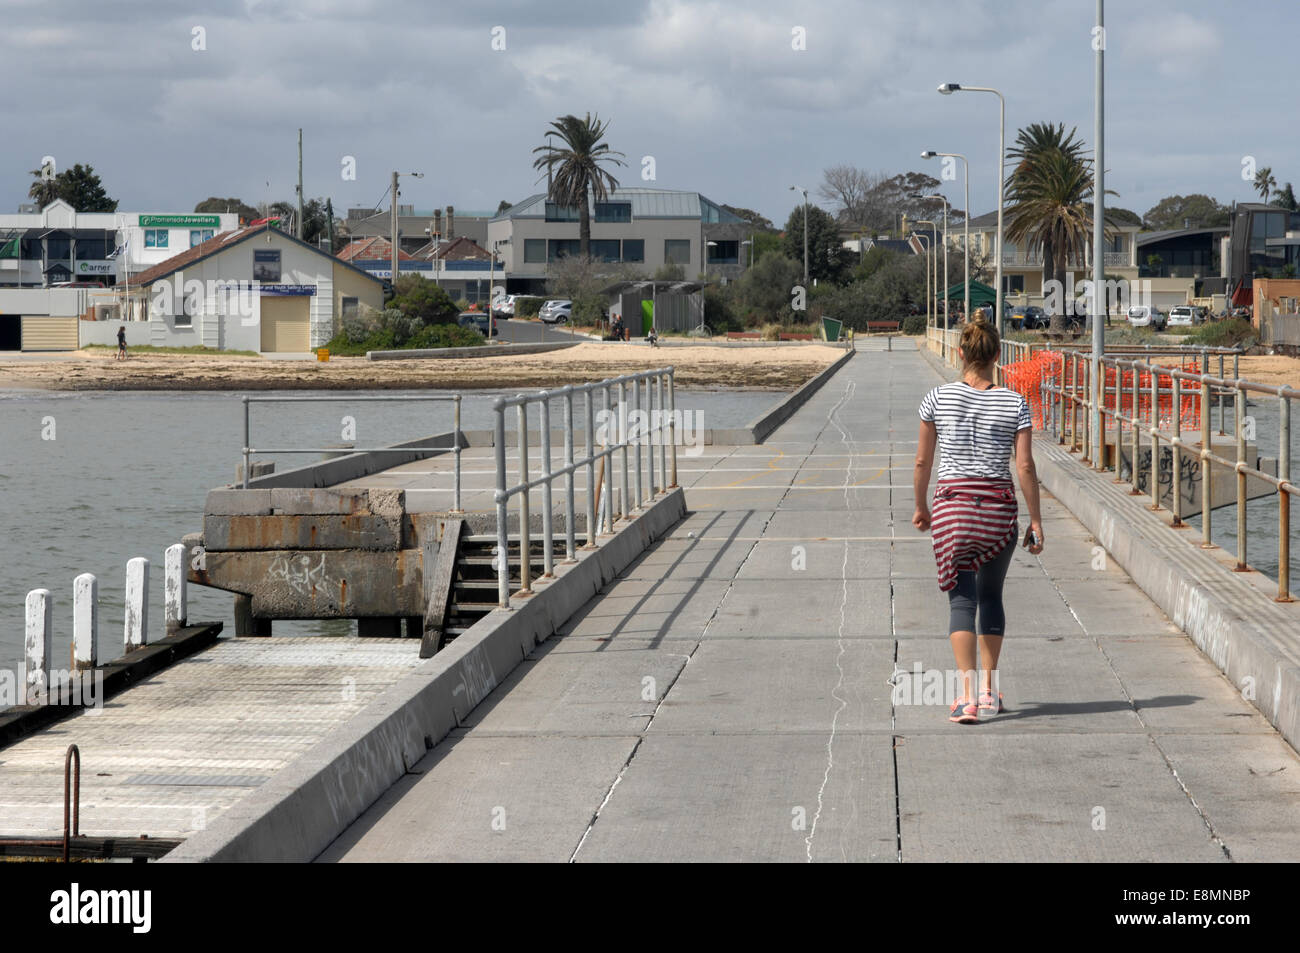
269,488,369,514
202,514,400,552
205,489,272,516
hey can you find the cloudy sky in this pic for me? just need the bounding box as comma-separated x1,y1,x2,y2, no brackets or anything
0,0,1288,225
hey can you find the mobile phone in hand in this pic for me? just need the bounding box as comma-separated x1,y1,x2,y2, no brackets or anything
1023,526,1039,549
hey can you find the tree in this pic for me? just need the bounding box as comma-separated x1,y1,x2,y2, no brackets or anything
531,113,626,259
817,166,881,225
300,198,331,246
735,253,803,320
386,273,459,325
195,197,259,222
1107,207,1143,227
1141,194,1229,230
28,163,117,211
1254,166,1277,204
1272,182,1298,211
783,204,846,284
496,199,513,214
1004,123,1098,335
721,205,775,231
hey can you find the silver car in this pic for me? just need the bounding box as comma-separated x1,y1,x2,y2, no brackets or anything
539,299,572,324
1127,305,1166,330
1167,306,1196,327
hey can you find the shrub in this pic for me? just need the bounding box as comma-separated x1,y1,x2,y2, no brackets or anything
1182,317,1257,349
902,314,927,335
515,296,544,317
386,274,459,325
324,309,485,355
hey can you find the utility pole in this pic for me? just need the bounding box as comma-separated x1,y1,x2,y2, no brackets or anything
390,170,399,285
296,128,304,240
1091,0,1106,467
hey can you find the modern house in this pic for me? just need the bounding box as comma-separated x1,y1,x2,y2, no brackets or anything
339,235,498,306
1226,203,1300,307
486,188,752,294
118,224,384,354
345,205,490,255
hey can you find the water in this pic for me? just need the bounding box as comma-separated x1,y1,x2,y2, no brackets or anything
0,387,777,679
1186,394,1300,585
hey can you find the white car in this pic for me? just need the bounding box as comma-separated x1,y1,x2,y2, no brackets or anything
1127,305,1166,330
539,299,572,324
1168,306,1197,327
492,294,515,318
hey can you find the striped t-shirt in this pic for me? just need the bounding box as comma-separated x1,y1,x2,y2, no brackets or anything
918,382,1033,480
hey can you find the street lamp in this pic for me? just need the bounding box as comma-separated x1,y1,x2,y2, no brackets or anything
706,240,717,283
789,185,808,285
741,237,753,269
916,220,938,333
937,83,1006,336
424,226,443,289
922,150,970,338
916,194,950,333
914,233,932,332
390,170,423,286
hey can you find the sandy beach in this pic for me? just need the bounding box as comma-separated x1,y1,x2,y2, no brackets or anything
0,342,847,392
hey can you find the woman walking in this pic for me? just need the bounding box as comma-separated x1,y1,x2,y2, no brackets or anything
912,316,1044,724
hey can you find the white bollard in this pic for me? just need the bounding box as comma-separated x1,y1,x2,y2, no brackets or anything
125,557,150,651
24,589,52,705
165,543,187,633
73,573,98,671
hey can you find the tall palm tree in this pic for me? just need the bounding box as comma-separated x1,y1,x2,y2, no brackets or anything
28,168,60,208
1005,123,1109,336
1254,166,1277,204
532,114,626,258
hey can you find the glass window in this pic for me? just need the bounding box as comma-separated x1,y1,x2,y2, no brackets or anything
190,229,214,247
76,237,109,259
1003,275,1024,294
594,202,631,223
341,296,359,318
664,239,691,265
622,239,644,262
544,203,580,222
524,238,546,263
700,200,720,223
144,229,169,249
46,237,71,259
591,239,621,262
253,248,281,281
707,240,739,264
548,239,581,261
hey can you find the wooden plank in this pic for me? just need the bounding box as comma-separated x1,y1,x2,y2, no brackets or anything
420,518,463,659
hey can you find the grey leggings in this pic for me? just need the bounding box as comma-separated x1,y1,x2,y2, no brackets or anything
947,533,1016,636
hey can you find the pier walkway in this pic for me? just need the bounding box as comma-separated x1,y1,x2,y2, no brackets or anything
318,341,1300,863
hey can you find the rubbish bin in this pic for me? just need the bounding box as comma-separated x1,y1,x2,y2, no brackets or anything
821,316,843,343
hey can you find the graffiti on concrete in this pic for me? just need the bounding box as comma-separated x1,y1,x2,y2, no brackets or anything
267,553,334,597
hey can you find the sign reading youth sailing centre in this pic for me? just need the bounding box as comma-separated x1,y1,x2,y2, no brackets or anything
258,284,316,295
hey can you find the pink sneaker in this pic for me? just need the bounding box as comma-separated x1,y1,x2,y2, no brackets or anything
949,699,978,724
978,691,1004,714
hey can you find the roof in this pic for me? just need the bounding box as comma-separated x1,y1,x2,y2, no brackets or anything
865,239,916,255
1136,226,1229,246
337,236,412,261
130,224,383,289
494,188,746,223
602,279,706,295
424,236,490,261
943,280,998,304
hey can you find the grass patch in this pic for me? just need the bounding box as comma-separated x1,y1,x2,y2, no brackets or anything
1180,318,1257,349
83,344,261,357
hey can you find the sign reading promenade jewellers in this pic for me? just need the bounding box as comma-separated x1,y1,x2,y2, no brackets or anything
138,214,221,228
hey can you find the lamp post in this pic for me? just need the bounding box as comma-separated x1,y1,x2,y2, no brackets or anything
705,240,717,283
1091,0,1106,468
916,219,938,332
490,236,511,340
938,83,1005,336
918,194,950,332
741,237,753,269
914,232,931,332
390,170,423,287
922,150,970,333
789,185,808,285
424,226,442,289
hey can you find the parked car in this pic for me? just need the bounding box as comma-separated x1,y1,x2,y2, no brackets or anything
1230,306,1252,320
1009,305,1047,330
1168,305,1197,328
492,294,516,318
538,299,572,324
457,311,497,337
1127,305,1166,330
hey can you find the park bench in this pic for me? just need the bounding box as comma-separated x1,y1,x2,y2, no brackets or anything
865,320,902,332
726,331,761,339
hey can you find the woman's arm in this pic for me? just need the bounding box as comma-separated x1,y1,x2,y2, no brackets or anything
1014,427,1044,553
912,420,937,531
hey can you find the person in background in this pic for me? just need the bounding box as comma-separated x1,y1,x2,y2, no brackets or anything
912,315,1044,724
116,324,128,361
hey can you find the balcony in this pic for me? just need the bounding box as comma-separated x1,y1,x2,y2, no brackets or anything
999,250,1131,268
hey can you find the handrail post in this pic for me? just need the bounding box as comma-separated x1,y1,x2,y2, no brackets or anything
1058,353,1068,442
668,369,678,488
517,402,532,594
1217,353,1226,434
646,377,657,496
1150,364,1161,510
1200,378,1213,548
1172,377,1183,526
242,395,251,489
452,395,462,513
618,380,630,518
494,402,510,608
656,372,667,490
632,377,643,509
1130,363,1140,495
1279,395,1291,601
540,393,554,578
585,387,597,547
563,388,576,562
1235,383,1247,571
602,384,614,533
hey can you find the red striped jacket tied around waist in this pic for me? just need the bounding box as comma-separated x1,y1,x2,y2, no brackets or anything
930,478,1018,592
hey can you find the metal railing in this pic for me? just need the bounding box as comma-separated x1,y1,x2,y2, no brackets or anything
492,368,677,609
240,394,463,509
1042,350,1295,600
